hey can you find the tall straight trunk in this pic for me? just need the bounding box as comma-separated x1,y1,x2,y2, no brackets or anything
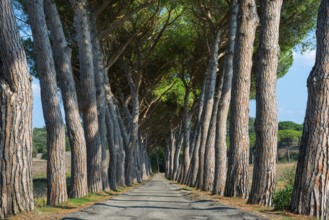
225,0,258,198
248,0,282,206
181,86,191,182
0,0,34,217
165,143,170,178
213,0,238,195
186,74,207,186
173,131,183,180
290,1,329,218
168,130,176,179
123,63,140,185
27,0,67,205
90,15,110,191
196,29,221,189
44,0,88,199
104,70,126,188
202,81,222,191
70,0,103,193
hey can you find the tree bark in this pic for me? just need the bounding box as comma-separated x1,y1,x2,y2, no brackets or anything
290,1,329,218
44,0,88,199
90,15,111,192
225,0,258,198
70,0,103,193
27,0,68,205
248,0,282,206
196,29,221,189
213,0,238,195
0,0,34,217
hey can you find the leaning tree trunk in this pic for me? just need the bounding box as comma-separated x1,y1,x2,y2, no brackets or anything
181,85,191,182
70,0,103,193
44,0,88,199
291,1,329,218
213,0,238,195
248,0,282,206
165,143,170,178
196,29,221,189
27,0,68,205
173,131,183,180
225,0,258,198
0,0,34,217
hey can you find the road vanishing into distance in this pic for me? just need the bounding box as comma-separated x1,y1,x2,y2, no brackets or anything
63,174,262,220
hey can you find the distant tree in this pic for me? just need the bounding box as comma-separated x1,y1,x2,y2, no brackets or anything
278,121,303,131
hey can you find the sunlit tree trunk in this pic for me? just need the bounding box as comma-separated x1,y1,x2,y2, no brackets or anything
44,0,88,199
27,0,67,205
225,0,258,198
70,0,103,193
248,0,282,206
213,0,238,195
0,0,34,217
290,1,329,218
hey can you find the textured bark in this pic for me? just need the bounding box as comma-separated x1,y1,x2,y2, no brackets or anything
123,62,140,185
44,0,88,199
181,86,191,182
248,0,282,206
213,0,238,195
70,0,103,193
90,15,110,192
27,0,68,205
173,131,183,180
168,130,176,180
104,70,126,188
187,81,206,186
225,0,258,198
290,1,329,218
196,29,221,189
0,0,34,217
165,144,170,178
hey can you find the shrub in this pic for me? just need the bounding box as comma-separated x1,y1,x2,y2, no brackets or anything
272,166,296,210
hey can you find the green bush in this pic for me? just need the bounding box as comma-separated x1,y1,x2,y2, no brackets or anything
272,166,296,210
272,184,293,210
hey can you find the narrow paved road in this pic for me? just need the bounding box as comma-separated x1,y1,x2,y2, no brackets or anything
63,174,262,220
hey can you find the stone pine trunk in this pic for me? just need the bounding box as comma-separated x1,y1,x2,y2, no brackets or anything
248,0,282,206
196,29,220,190
70,0,103,193
290,1,329,218
27,0,68,205
0,0,34,217
44,0,88,199
213,0,238,195
225,0,258,198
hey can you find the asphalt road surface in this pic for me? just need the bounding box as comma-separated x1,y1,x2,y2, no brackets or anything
63,174,262,220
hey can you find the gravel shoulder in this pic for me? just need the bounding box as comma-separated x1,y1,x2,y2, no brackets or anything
63,174,263,220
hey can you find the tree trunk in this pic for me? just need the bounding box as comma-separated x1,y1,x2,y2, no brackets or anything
169,130,176,180
90,13,111,191
165,143,170,178
248,0,282,206
202,82,222,191
173,130,183,180
27,0,68,205
181,86,191,182
213,0,238,195
70,0,103,193
0,0,34,217
225,0,258,198
290,1,329,218
196,29,221,190
44,0,88,199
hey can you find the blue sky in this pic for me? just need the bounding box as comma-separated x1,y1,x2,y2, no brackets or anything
249,50,315,124
32,49,315,128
